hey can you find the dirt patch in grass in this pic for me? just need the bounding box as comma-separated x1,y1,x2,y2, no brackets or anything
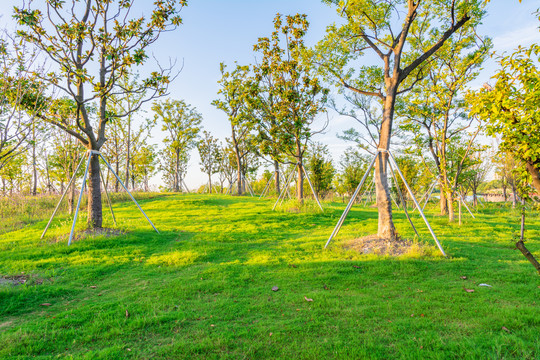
344,235,417,256
50,228,124,244
0,274,48,287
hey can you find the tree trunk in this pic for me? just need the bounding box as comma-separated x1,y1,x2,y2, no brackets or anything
274,160,280,195
297,161,304,202
502,183,508,201
516,206,540,274
87,153,103,229
31,132,37,196
68,180,75,215
439,183,448,215
208,174,212,194
526,161,540,194
447,190,455,222
125,123,131,189
511,181,517,208
374,84,397,240
296,140,304,203
174,150,180,192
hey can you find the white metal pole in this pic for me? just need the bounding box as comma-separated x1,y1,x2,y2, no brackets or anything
259,175,273,199
301,164,324,211
41,154,86,239
325,152,379,249
98,163,116,226
68,153,92,246
459,192,475,219
388,159,419,238
99,153,159,233
273,165,297,210
387,150,446,256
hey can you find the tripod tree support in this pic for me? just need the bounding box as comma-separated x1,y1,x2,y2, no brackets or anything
272,164,323,211
41,151,159,246
325,149,447,257
273,165,297,210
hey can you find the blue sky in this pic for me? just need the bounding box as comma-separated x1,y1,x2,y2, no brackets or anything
3,1,539,189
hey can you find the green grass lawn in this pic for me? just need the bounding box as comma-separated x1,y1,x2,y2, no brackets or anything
0,194,539,359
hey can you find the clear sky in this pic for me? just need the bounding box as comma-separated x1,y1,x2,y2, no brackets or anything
3,1,539,189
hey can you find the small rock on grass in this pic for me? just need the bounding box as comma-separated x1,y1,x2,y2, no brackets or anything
272,286,279,292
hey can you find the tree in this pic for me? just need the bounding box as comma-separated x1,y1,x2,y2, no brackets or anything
468,32,540,193
213,63,254,195
306,142,335,198
464,149,492,207
400,29,490,220
0,30,43,172
197,130,221,193
153,99,202,192
110,72,150,190
314,0,483,239
253,13,328,202
218,142,237,193
14,0,186,229
131,144,158,192
339,146,370,196
48,122,85,213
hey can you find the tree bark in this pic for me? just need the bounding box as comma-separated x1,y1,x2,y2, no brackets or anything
87,153,103,229
439,183,448,215
208,174,212,194
125,122,131,189
174,150,180,192
511,181,517,208
31,126,37,196
296,140,304,203
526,161,540,194
274,160,280,195
114,139,120,193
516,208,540,274
374,84,396,240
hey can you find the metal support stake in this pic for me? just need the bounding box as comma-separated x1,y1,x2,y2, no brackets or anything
98,163,116,226
99,153,159,233
388,160,419,238
387,150,446,256
273,164,297,210
301,164,324,211
259,175,273,199
422,181,438,211
412,180,436,212
68,153,92,246
325,152,379,249
243,174,255,196
364,181,374,207
182,179,190,193
41,155,86,239
458,192,475,219
279,164,299,207
281,172,292,199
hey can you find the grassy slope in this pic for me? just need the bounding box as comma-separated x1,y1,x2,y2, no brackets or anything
0,194,538,359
